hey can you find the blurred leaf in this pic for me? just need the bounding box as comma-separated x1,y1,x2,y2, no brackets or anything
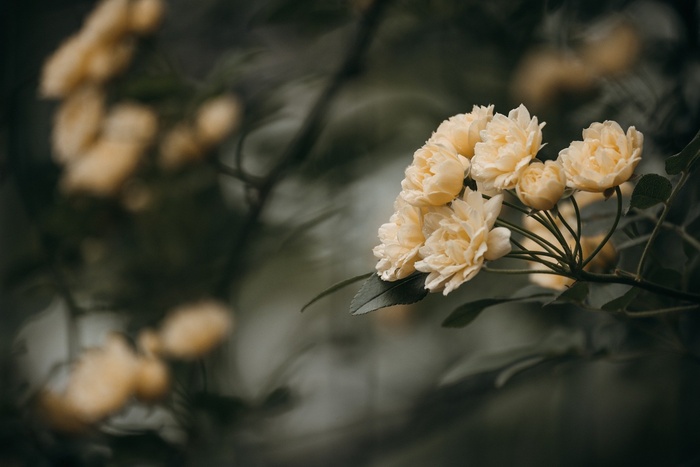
545,281,588,306
301,272,372,312
630,174,672,209
350,272,428,315
665,129,700,175
441,292,552,328
439,328,586,387
601,286,640,311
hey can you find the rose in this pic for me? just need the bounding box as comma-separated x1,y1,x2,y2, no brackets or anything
430,104,494,159
558,120,643,192
415,189,511,295
373,196,431,281
471,104,545,192
516,160,567,210
401,142,470,207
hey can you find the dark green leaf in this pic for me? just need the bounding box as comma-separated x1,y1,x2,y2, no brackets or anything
629,174,672,209
301,272,372,312
666,129,700,175
545,281,589,306
442,292,553,328
349,272,428,315
601,286,640,311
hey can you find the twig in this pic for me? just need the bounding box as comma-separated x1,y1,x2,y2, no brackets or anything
213,0,393,298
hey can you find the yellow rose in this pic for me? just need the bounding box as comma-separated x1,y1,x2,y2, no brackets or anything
129,0,166,35
430,104,494,159
373,196,430,281
558,121,643,192
195,94,242,147
62,334,139,423
159,300,233,360
516,160,567,211
416,190,511,295
51,86,105,164
401,142,470,207
472,104,545,192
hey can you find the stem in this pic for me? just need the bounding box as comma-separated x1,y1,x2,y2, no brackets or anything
495,218,566,259
569,196,583,266
633,208,700,253
543,209,575,263
482,266,571,276
636,171,690,279
581,186,622,269
624,304,700,318
579,270,700,303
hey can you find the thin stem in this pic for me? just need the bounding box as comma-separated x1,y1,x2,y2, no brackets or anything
556,204,581,264
624,304,700,318
581,186,622,270
636,171,690,279
543,209,575,263
633,208,700,252
482,266,571,276
579,270,700,303
495,218,566,259
570,196,583,266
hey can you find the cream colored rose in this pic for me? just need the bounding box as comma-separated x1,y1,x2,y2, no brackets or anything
39,34,94,98
472,104,545,192
158,123,204,170
430,104,494,159
373,196,431,281
82,0,132,43
61,139,143,196
62,334,139,423
103,102,158,147
159,300,233,359
133,357,170,402
84,38,135,83
129,0,166,35
516,160,567,211
558,121,643,192
195,95,242,147
401,142,470,207
52,86,105,164
415,190,511,295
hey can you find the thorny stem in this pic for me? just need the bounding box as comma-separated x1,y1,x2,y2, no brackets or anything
213,0,393,298
636,171,690,279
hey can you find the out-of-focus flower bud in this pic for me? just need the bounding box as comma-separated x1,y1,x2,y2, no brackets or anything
84,38,135,83
129,0,166,35
52,86,105,164
39,35,93,98
158,123,204,170
159,300,233,360
133,357,170,402
195,95,242,148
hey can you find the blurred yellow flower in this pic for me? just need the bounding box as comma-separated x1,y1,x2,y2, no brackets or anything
52,86,105,164
159,300,233,359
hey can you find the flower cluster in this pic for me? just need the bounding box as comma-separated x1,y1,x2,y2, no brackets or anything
38,300,233,432
373,103,643,295
41,0,242,197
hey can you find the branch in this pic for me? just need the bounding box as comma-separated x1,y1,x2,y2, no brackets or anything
213,0,394,298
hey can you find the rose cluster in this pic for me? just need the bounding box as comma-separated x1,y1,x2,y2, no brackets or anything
373,104,643,295
41,0,242,197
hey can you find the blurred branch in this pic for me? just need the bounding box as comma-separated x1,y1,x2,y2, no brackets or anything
214,0,393,298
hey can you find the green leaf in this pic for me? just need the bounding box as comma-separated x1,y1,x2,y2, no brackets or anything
349,272,429,315
629,174,673,209
666,129,700,175
601,286,640,311
545,281,589,306
301,272,372,312
442,292,553,328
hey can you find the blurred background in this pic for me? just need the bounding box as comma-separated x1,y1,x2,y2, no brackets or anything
2,0,700,465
